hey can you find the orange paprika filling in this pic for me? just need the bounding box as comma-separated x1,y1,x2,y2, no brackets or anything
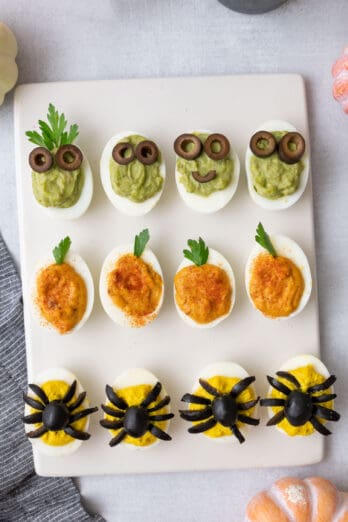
107,254,163,326
249,253,304,318
174,264,232,324
36,263,87,334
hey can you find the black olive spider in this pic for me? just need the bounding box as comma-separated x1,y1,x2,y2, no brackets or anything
23,380,98,440
179,376,260,444
100,382,174,447
260,370,340,435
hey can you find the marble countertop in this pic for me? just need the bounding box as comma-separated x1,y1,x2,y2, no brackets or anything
1,1,347,520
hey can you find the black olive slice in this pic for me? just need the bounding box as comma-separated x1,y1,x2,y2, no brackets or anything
278,132,305,164
249,131,277,158
174,134,202,160
55,144,83,171
29,147,53,173
204,133,230,160
135,140,159,165
192,170,217,183
112,142,135,165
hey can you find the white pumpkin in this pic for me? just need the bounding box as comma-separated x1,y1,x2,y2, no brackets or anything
0,22,18,105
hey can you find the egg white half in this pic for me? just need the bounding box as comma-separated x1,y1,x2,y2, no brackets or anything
30,249,94,334
245,234,312,320
100,131,166,216
245,120,310,210
190,361,258,443
266,355,331,435
175,130,240,213
37,150,94,220
99,244,164,327
105,368,172,450
174,248,236,328
24,367,91,456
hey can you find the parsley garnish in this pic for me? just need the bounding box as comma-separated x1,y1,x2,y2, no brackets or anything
134,229,150,257
26,103,79,151
183,237,209,266
255,222,277,257
53,236,72,264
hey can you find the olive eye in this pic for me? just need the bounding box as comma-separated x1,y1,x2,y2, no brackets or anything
174,133,202,160
135,140,159,165
55,144,83,171
29,147,53,173
112,142,135,165
204,133,230,160
249,131,276,158
278,132,305,164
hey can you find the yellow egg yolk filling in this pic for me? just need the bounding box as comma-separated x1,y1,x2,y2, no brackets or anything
105,384,169,447
270,365,334,436
30,380,87,446
190,375,256,438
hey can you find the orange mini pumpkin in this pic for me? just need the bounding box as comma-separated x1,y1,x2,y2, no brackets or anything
246,476,348,522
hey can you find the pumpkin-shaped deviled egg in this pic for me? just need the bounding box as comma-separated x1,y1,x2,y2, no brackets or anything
22,367,98,456
245,120,309,210
174,237,235,328
180,362,260,444
99,229,164,327
100,132,165,216
245,223,312,319
100,368,174,448
260,355,340,437
26,104,93,219
174,131,240,213
31,237,94,334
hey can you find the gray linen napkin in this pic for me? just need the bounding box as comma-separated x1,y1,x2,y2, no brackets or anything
0,234,104,522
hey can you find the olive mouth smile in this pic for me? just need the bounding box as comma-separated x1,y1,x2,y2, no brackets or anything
191,170,217,183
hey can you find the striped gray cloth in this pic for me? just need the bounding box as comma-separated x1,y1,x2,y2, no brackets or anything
0,234,104,522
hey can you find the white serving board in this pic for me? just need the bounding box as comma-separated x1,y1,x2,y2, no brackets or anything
14,75,321,477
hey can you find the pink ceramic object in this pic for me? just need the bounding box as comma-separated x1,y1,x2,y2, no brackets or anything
332,46,348,114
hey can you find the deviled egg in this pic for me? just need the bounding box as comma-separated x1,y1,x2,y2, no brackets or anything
26,104,93,219
245,223,312,319
100,132,166,216
180,362,259,444
99,229,164,327
174,131,240,213
100,368,174,448
174,237,235,328
261,355,340,437
23,367,98,456
245,120,309,210
31,236,94,334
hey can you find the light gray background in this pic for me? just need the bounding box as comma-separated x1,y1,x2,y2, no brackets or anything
0,1,347,521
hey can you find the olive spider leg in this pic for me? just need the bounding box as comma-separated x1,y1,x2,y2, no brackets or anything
140,382,162,408
230,376,256,398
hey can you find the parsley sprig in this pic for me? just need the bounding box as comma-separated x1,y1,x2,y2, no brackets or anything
255,223,277,257
134,229,150,257
53,236,71,264
183,237,209,266
26,103,79,151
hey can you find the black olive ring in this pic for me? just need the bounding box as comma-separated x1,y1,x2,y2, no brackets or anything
249,131,277,158
55,144,83,171
174,134,202,160
278,132,306,165
112,142,135,165
204,133,230,160
135,140,159,165
28,147,53,173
